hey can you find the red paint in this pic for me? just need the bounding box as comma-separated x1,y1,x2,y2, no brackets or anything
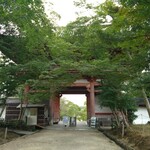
86,93,91,120
89,79,96,117
50,96,60,123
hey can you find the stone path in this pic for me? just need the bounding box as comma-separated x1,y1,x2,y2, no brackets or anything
0,121,122,150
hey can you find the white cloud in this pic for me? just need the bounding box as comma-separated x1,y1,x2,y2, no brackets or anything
43,0,79,26
43,0,105,26
61,94,86,106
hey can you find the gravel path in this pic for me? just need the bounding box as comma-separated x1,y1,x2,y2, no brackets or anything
0,122,122,150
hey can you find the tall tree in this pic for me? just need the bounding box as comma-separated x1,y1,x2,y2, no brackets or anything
84,0,150,119
60,98,86,121
0,0,56,99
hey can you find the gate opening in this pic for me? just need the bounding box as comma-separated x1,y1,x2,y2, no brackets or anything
60,94,87,125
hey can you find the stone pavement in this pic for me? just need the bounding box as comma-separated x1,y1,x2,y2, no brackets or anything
0,121,122,150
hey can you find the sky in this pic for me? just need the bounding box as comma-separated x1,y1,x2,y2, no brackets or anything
61,94,86,106
43,0,106,26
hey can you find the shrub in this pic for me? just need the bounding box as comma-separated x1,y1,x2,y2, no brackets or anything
0,120,35,131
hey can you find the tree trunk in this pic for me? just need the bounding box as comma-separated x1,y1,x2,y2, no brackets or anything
112,110,120,127
0,105,5,117
142,87,150,118
121,110,129,128
121,121,125,138
18,99,23,121
114,108,121,126
0,99,6,118
124,109,129,124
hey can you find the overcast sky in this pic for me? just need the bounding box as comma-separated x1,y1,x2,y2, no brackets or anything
43,0,105,26
61,94,86,106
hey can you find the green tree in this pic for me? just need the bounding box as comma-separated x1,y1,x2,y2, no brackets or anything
0,0,56,101
0,0,149,127
68,0,150,126
60,98,87,121
60,98,81,119
0,0,54,50
98,0,150,117
98,72,137,127
78,104,87,121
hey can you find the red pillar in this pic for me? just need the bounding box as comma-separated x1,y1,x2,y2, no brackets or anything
89,79,95,117
49,95,60,124
86,93,91,120
53,96,60,123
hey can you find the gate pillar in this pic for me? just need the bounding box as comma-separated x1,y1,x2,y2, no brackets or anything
89,78,96,117
86,93,91,120
49,95,60,124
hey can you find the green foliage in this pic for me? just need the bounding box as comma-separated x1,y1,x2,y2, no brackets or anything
0,120,35,131
78,106,87,121
60,98,86,121
128,109,137,124
0,0,54,50
98,69,137,126
0,0,149,115
0,60,49,99
28,92,50,104
99,76,137,111
0,0,57,100
140,72,150,89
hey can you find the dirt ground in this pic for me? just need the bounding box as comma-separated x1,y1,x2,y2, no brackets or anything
0,128,20,145
106,125,150,150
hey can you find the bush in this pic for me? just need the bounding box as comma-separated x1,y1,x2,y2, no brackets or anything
0,120,35,131
128,110,137,124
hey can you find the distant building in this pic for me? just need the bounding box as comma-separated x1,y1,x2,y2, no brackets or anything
133,98,150,124
1,97,49,126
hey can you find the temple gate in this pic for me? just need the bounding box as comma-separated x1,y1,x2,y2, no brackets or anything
50,79,100,124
